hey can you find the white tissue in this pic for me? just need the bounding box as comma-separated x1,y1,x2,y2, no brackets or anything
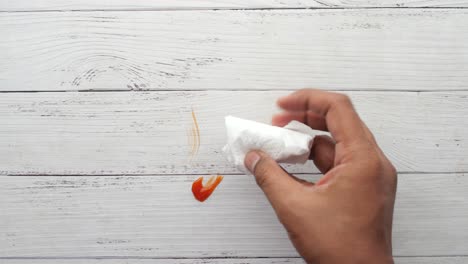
222,115,315,173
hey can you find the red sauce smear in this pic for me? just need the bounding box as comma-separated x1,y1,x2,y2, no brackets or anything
192,175,224,202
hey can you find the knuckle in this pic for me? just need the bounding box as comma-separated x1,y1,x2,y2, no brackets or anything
333,93,352,105
299,88,314,93
253,159,272,188
387,163,398,185
254,172,269,189
388,163,397,176
366,154,398,186
286,226,300,242
316,134,332,142
362,153,385,175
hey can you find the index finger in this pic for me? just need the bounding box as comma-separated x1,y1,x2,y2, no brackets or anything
277,89,368,145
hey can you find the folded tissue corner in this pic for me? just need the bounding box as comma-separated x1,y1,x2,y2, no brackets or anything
222,115,317,173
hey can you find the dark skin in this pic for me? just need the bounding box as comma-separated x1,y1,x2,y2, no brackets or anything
244,90,397,264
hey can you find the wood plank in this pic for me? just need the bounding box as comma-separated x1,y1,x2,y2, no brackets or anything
1,9,468,92
1,173,467,257
1,0,468,11
1,91,467,175
1,257,467,264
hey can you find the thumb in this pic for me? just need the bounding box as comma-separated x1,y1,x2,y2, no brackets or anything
245,151,301,206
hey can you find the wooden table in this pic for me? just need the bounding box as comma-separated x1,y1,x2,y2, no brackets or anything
1,1,467,263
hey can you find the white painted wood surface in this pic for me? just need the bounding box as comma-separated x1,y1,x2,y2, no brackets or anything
1,1,467,262
2,9,468,92
1,0,468,11
1,173,467,257
1,91,467,175
1,257,468,264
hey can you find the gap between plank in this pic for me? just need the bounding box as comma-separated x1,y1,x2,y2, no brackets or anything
4,171,467,177
0,6,467,13
0,255,467,260
1,89,468,93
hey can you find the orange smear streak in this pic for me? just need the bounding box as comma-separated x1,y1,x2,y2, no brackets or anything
191,109,200,156
188,109,200,160
192,175,224,202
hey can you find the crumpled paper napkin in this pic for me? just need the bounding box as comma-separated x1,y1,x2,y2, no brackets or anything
222,115,316,173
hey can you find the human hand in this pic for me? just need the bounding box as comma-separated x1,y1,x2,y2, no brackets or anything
244,90,397,264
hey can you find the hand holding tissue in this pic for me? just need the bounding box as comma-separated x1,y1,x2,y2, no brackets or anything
222,116,316,173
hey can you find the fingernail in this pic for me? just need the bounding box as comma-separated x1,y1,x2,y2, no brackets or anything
245,151,261,173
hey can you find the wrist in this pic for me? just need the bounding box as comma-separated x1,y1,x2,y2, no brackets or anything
313,253,393,264
308,243,393,264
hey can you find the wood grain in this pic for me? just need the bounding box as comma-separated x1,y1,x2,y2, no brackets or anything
1,91,467,175
1,9,468,91
1,2,466,263
1,257,467,264
1,0,468,11
1,173,467,257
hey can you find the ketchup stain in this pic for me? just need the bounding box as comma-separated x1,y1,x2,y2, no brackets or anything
192,175,223,202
